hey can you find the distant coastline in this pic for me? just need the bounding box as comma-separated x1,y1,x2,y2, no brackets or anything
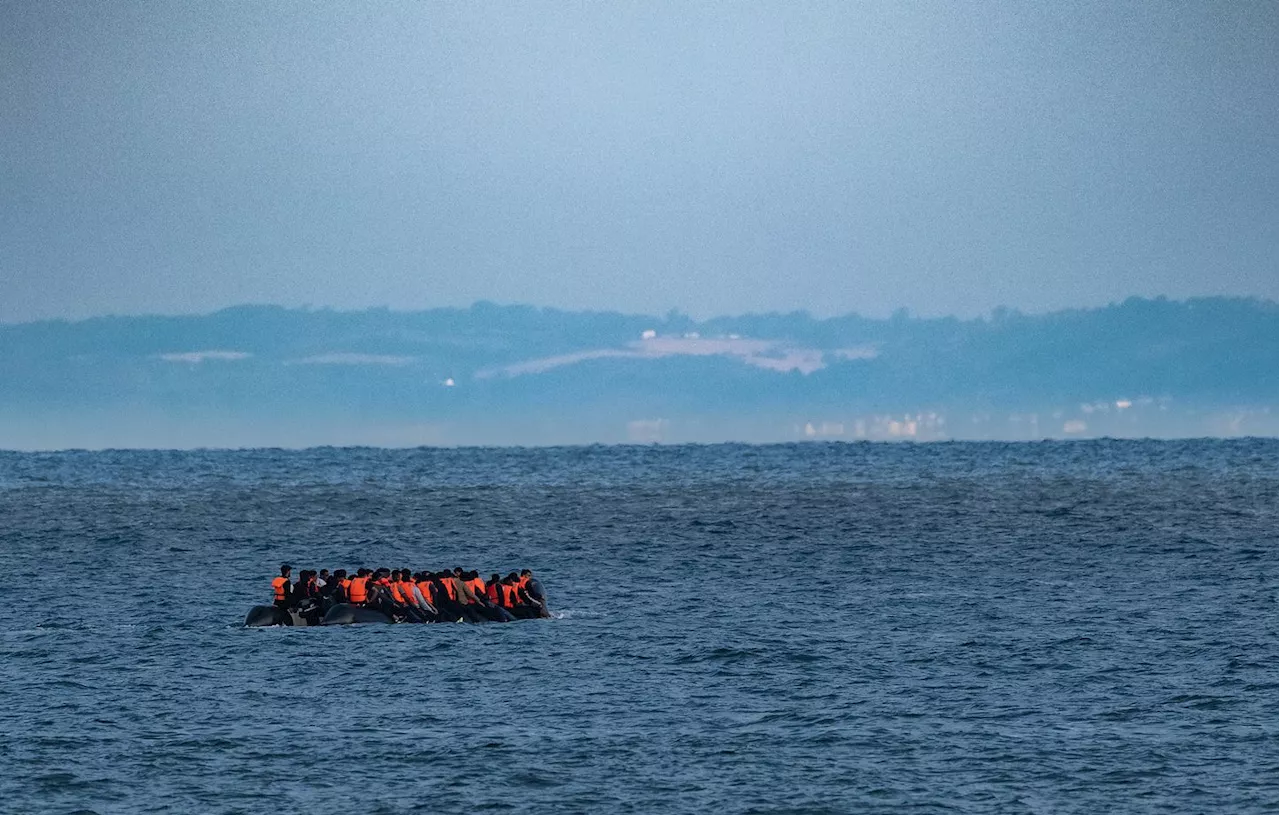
1,296,1274,449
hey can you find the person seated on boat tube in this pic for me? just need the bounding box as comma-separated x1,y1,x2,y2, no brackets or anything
366,568,419,623
363,569,395,613
403,571,437,619
502,572,543,619
459,569,513,622
296,570,319,603
484,573,504,605
327,569,349,603
419,573,445,616
452,568,495,619
387,569,430,623
406,570,437,618
520,569,550,617
271,564,293,608
434,570,483,623
293,570,327,622
346,569,371,606
495,573,522,615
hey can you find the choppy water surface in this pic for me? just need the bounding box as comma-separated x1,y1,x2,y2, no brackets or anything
0,439,1275,814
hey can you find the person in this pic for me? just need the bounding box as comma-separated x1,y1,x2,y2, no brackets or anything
520,569,551,618
484,573,503,606
435,570,481,622
271,564,293,609
367,568,416,622
387,569,407,604
408,572,439,621
296,570,318,602
388,569,428,623
347,569,370,606
319,569,340,600
293,570,324,624
415,572,437,608
462,570,511,622
503,572,540,619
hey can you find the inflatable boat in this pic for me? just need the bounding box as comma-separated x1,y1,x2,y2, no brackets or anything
243,602,546,627
244,603,393,626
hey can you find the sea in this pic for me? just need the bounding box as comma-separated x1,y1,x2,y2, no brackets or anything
0,439,1274,814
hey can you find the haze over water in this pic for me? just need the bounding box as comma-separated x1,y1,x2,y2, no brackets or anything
1,439,1274,813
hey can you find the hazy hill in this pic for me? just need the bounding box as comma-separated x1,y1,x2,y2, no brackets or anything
0,297,1274,448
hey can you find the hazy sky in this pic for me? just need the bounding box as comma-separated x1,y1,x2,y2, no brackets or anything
2,1,1275,322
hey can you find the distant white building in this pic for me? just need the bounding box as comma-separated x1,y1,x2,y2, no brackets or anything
641,329,657,340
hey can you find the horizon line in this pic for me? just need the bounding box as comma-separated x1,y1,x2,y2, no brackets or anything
1,293,1275,329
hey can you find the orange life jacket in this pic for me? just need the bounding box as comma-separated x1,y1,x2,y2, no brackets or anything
271,576,288,601
417,581,435,605
340,577,352,597
348,576,368,603
389,581,406,603
517,575,531,592
401,580,419,604
485,583,500,604
466,577,485,601
500,583,518,608
440,578,457,602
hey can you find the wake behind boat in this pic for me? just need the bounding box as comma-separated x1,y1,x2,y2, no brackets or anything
244,564,550,626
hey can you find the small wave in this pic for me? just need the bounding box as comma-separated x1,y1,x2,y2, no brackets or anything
550,609,596,620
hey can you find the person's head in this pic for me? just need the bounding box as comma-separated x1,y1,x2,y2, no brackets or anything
280,564,292,577
507,572,519,582
319,569,330,579
357,568,369,577
334,569,347,580
452,566,462,576
489,573,501,584
521,569,532,577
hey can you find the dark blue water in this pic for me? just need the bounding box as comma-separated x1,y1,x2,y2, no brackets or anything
0,439,1275,814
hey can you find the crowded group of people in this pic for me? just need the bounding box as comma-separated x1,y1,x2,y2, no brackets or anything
269,563,550,623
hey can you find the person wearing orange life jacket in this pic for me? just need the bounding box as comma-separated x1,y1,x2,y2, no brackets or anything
498,574,520,609
271,564,293,609
437,570,483,623
484,573,502,606
329,569,349,604
347,568,370,605
370,569,396,607
502,572,540,619
387,570,407,604
407,572,439,621
385,569,428,623
462,570,512,622
404,569,437,622
422,573,442,609
464,571,487,602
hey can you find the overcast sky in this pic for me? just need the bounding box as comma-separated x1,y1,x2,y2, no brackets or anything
2,1,1275,322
